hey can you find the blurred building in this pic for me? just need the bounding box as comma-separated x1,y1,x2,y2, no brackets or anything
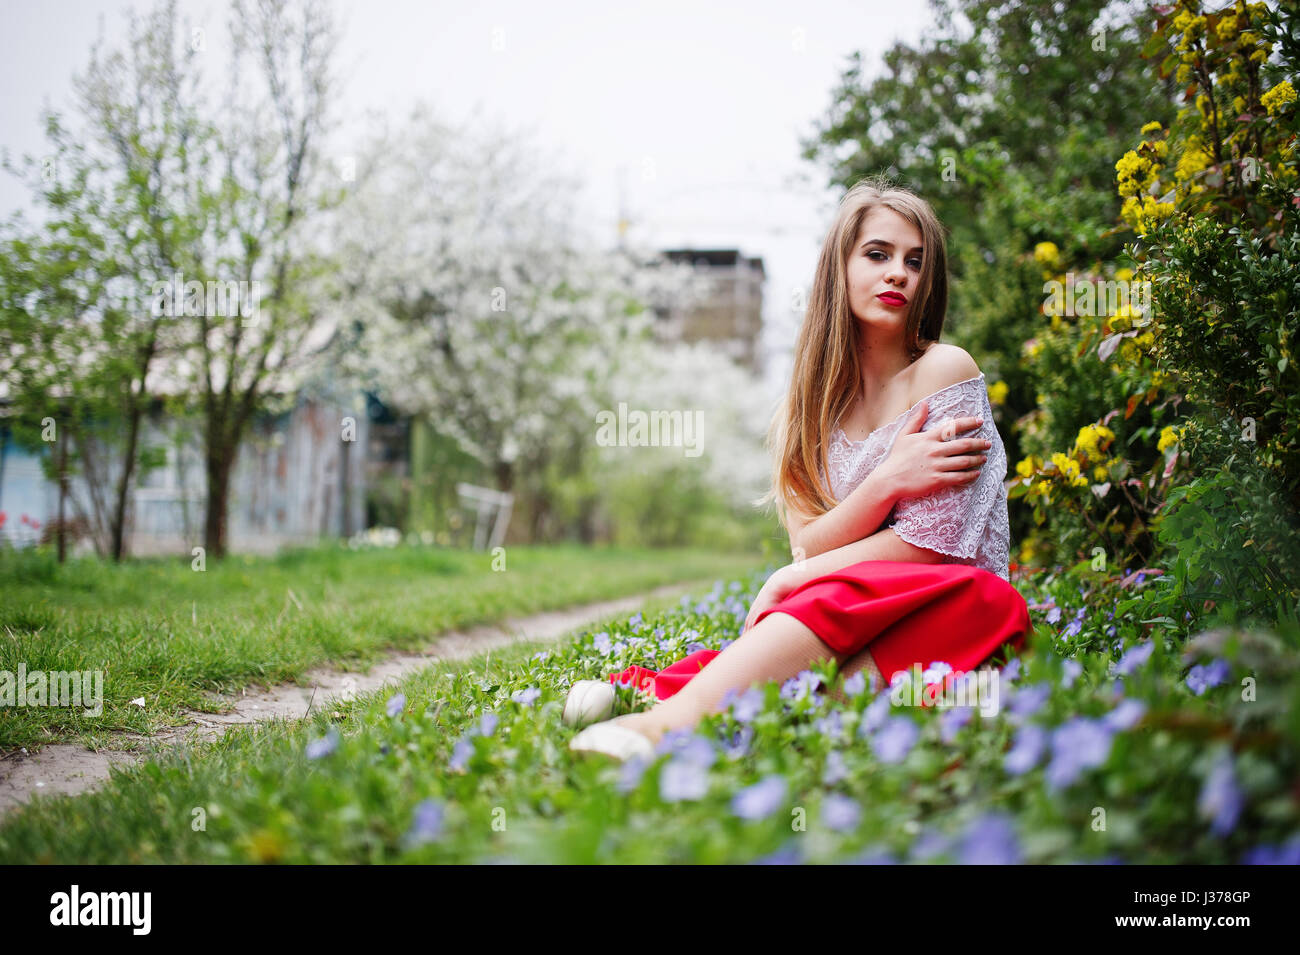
655,249,765,375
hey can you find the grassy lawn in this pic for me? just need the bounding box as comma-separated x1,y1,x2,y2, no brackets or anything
2,556,1297,864
0,543,768,751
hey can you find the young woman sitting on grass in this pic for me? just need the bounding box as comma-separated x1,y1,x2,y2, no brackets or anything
567,176,1031,761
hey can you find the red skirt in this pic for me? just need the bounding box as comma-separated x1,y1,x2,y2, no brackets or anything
607,560,1031,700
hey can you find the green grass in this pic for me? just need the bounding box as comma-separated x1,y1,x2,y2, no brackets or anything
2,559,1297,864
0,542,768,751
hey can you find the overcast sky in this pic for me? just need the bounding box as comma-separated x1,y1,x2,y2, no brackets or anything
0,0,939,393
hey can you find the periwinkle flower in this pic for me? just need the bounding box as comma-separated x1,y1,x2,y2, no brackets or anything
593,632,613,656
1007,682,1051,723
731,775,787,820
306,727,340,760
1061,658,1083,689
724,686,764,723
511,686,541,706
1002,658,1022,683
616,754,650,794
1199,749,1243,838
476,711,499,737
1046,606,1062,625
813,710,846,742
404,798,445,847
871,716,919,764
385,693,406,718
960,812,1022,864
843,671,868,698
685,641,708,654
1186,658,1230,696
1102,698,1147,732
858,693,893,737
656,729,716,768
449,736,474,771
1046,718,1114,790
940,705,974,743
1063,608,1086,639
910,828,951,862
822,793,862,832
751,842,803,865
1004,724,1047,775
660,757,710,802
722,725,754,760
781,670,822,703
1114,639,1154,676
822,750,849,785
1241,835,1300,865
1105,624,1117,638
849,846,900,865
628,612,643,630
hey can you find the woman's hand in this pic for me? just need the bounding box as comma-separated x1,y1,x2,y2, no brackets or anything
874,401,991,503
741,564,801,634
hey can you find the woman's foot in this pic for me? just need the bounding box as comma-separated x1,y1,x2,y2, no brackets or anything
569,714,658,762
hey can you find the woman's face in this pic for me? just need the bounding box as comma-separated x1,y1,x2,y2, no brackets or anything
845,206,924,334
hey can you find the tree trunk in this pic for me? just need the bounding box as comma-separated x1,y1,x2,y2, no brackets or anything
56,434,67,563
203,443,237,560
109,400,145,562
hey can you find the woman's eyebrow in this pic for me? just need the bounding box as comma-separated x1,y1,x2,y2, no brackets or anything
860,238,924,252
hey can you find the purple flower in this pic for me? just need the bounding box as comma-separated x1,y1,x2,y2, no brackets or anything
629,612,643,630
616,754,650,794
780,670,822,703
1046,606,1062,624
1008,682,1051,723
940,706,974,743
843,670,868,697
1241,835,1300,865
1199,749,1243,838
910,829,951,862
1004,724,1047,775
813,710,846,742
1105,624,1117,638
660,757,710,802
822,750,848,785
1063,608,1086,639
592,632,613,656
725,687,765,723
1002,658,1022,683
476,711,499,737
731,775,787,820
1046,718,1114,790
656,730,716,767
511,686,541,706
822,793,861,832
722,725,754,760
871,717,919,764
685,641,709,654
750,842,803,865
859,693,893,737
1135,571,1146,586
1102,698,1147,732
1114,639,1154,676
1186,658,1230,696
849,846,899,865
385,693,406,718
449,736,474,771
1061,658,1083,689
404,798,445,847
652,626,666,639
306,727,340,760
960,812,1022,864
532,649,552,662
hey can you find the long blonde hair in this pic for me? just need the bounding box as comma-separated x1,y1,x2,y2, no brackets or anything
756,174,950,532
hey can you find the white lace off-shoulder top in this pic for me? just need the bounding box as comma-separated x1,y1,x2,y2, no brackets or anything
818,372,1012,582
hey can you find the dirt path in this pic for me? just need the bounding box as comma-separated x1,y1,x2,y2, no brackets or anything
0,578,710,818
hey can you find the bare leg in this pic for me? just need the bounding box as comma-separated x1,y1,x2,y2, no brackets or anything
613,611,853,745
826,645,884,705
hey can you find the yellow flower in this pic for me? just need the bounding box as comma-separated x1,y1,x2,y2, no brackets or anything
1115,267,1135,283
1016,454,1042,478
1216,15,1238,42
1176,63,1193,85
1019,539,1035,564
1033,242,1062,273
1151,369,1172,389
1073,424,1116,460
1139,121,1163,135
1157,424,1186,454
1175,135,1212,182
1093,465,1108,481
987,380,1009,406
1262,80,1297,117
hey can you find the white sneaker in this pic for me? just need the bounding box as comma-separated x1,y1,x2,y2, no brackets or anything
562,680,616,728
569,719,655,762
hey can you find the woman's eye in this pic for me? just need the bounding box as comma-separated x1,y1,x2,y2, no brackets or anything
907,258,922,269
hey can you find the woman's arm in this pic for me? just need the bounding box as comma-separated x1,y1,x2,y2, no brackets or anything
787,525,944,588
789,468,900,562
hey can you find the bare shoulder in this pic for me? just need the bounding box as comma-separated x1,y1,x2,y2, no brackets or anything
909,343,981,403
